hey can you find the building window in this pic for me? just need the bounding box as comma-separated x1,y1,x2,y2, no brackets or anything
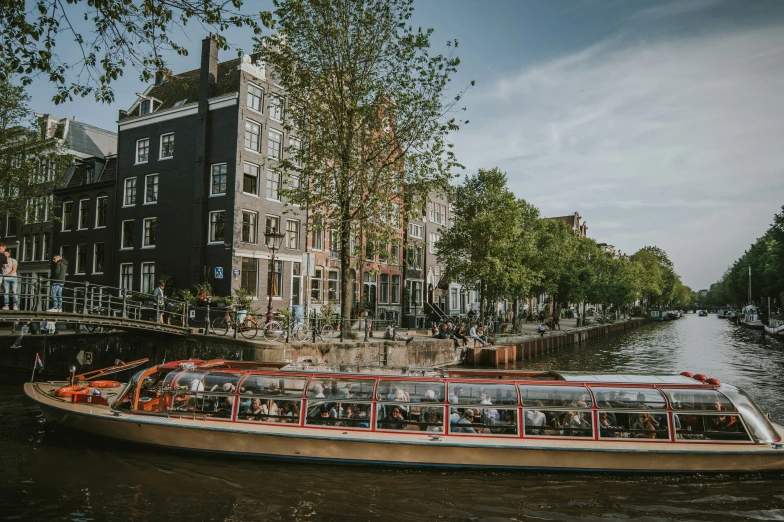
241,257,258,297
409,223,423,239
269,95,283,121
429,233,440,254
289,137,302,168
95,196,108,227
291,262,302,306
139,99,151,115
141,262,155,294
390,243,399,265
41,232,50,260
120,264,134,291
32,233,39,261
93,243,105,273
75,244,87,274
145,174,158,204
265,170,281,200
62,201,73,231
247,83,263,112
210,164,227,196
77,199,89,230
6,214,17,237
268,130,283,160
209,211,225,243
311,216,323,250
380,274,389,304
241,210,258,244
329,229,339,259
328,270,339,302
450,288,458,310
268,260,283,297
21,236,30,262
264,215,279,247
310,268,322,302
244,120,261,152
159,133,174,159
143,218,156,248
60,245,70,264
84,165,94,184
286,219,299,249
121,220,135,249
391,275,401,304
243,162,259,195
124,177,137,206
413,245,424,269
379,244,389,263
136,138,150,163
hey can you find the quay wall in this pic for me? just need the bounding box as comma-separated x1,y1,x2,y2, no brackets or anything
466,318,649,367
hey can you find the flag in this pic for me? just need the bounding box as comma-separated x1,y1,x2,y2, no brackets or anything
35,353,44,373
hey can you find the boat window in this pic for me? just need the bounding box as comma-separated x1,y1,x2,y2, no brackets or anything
519,385,592,408
163,370,207,392
168,389,236,419
597,411,669,440
674,413,751,442
304,400,372,429
239,375,308,397
711,387,778,443
378,404,445,433
447,383,517,406
448,407,518,436
662,389,736,411
591,387,666,409
377,380,445,402
202,372,242,393
524,409,592,438
306,378,375,400
237,397,301,424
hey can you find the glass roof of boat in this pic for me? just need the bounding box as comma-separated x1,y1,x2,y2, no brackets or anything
556,373,701,385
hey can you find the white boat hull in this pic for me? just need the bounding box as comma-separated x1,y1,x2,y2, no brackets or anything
765,324,784,338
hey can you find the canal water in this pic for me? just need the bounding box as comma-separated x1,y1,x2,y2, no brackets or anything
2,314,784,521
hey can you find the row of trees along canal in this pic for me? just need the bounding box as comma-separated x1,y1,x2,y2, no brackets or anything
702,206,784,310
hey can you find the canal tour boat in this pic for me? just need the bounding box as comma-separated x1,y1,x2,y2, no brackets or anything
24,359,784,473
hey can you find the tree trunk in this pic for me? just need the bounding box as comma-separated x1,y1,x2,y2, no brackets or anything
479,279,486,324
512,298,519,332
339,209,353,334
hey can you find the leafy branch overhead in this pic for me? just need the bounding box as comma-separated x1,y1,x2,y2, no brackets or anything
0,0,266,104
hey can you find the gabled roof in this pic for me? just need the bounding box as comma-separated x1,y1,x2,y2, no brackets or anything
63,155,117,188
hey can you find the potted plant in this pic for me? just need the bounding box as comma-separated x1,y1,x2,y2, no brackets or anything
233,288,255,323
195,282,213,304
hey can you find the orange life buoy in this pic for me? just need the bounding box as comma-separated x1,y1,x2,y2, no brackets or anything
54,385,90,398
89,380,121,389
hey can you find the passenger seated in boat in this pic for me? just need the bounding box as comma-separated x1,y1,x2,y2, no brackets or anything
423,409,442,432
524,401,546,434
599,412,619,437
422,389,437,402
562,411,589,436
380,406,407,429
261,399,279,422
452,409,478,434
493,410,517,434
355,404,370,428
278,401,299,422
245,397,264,420
312,384,325,398
329,403,345,425
631,413,657,438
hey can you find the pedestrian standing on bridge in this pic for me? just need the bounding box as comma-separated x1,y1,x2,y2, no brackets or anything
2,253,19,310
47,255,67,312
153,281,172,324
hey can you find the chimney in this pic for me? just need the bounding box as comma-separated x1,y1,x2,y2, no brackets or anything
118,109,128,120
199,35,218,105
155,67,172,86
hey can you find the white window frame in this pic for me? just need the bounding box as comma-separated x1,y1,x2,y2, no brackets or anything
135,138,150,164
244,120,262,153
77,198,90,230
121,219,134,250
142,217,156,249
120,263,134,291
144,173,159,205
409,223,423,239
159,133,174,160
141,262,156,294
242,162,260,197
93,242,105,274
75,244,87,275
123,177,137,207
61,200,73,231
265,170,281,201
269,95,284,121
264,215,280,247
286,219,299,250
247,83,264,113
267,129,283,161
210,163,228,197
209,210,226,244
95,196,108,228
241,210,258,245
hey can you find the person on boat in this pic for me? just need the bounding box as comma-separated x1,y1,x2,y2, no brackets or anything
329,403,345,424
598,412,619,437
245,397,264,420
383,322,414,344
453,409,478,434
422,389,437,402
279,401,299,423
355,404,370,428
632,413,658,439
423,410,441,432
469,324,487,347
524,401,546,434
480,393,500,424
312,383,325,398
380,406,406,429
493,409,517,434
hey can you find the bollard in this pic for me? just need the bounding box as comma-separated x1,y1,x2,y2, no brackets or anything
205,300,211,335
364,317,369,342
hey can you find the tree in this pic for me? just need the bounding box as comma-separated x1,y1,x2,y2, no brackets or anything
436,168,528,322
0,78,70,219
630,248,664,309
0,0,264,104
259,0,470,323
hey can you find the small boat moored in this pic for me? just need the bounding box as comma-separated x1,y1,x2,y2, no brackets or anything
698,310,708,317
24,359,784,473
739,305,765,330
765,312,784,339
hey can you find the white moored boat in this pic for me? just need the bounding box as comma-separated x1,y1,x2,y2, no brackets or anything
740,305,765,330
765,313,784,338
24,359,784,473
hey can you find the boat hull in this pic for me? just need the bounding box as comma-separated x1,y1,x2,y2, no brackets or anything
765,325,784,338
740,320,765,330
26,383,784,473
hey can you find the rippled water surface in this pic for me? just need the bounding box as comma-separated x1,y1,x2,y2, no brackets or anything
3,315,784,521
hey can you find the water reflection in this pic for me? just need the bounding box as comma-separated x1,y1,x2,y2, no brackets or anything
1,314,784,520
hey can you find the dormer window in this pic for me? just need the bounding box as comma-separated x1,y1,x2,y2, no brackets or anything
174,99,187,107
140,99,151,115
84,165,94,184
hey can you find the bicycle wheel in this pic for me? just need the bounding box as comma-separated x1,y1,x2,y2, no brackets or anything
240,318,259,339
263,320,282,342
292,325,310,342
211,316,230,336
321,324,334,339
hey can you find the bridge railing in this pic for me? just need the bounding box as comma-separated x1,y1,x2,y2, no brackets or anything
3,275,191,328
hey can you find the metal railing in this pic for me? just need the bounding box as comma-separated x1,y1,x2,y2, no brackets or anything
0,275,191,329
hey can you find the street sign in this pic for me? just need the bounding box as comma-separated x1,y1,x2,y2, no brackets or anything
233,269,241,277
214,267,224,279
302,253,316,277
189,309,196,318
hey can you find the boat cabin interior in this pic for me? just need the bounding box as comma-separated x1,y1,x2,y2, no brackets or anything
110,360,779,445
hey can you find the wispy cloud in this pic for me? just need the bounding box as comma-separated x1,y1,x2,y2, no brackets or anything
455,22,784,289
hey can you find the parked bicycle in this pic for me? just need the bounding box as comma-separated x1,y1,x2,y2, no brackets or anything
211,308,259,339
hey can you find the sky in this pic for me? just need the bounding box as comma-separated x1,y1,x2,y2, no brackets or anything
22,0,784,291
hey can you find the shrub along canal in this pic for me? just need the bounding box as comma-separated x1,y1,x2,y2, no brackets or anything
1,313,783,520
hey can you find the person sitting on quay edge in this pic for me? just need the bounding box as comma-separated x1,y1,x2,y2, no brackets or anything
537,322,547,337
469,324,487,347
384,322,414,344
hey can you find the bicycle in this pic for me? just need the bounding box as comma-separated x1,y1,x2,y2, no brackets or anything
211,309,259,339
262,318,286,342
293,315,336,342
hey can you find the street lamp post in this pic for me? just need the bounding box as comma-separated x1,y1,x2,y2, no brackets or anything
264,227,286,324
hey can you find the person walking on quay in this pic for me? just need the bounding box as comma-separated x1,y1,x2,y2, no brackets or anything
47,255,67,312
552,314,560,330
2,253,19,310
